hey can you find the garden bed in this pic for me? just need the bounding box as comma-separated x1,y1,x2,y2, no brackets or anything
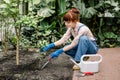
0,49,73,80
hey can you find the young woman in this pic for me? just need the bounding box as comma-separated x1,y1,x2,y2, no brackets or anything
40,7,98,69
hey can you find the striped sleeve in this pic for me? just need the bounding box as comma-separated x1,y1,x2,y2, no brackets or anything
63,27,87,51
54,28,71,46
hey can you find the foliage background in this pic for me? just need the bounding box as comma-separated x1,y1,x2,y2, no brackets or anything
0,0,120,50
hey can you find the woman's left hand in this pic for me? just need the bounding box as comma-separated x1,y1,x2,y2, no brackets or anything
50,48,64,59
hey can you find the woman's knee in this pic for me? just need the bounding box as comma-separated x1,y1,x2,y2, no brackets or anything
79,35,89,41
65,51,75,58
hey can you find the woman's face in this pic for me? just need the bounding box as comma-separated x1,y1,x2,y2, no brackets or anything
64,21,76,29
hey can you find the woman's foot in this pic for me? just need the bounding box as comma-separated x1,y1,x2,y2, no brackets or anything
73,65,80,70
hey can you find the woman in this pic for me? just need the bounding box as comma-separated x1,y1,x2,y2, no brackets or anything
40,7,98,69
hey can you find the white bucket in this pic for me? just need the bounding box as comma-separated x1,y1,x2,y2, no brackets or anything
70,54,103,73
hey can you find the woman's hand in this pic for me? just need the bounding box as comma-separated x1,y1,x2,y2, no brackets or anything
40,43,55,52
49,48,64,59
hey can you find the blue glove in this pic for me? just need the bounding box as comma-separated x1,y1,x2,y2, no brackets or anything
40,43,55,52
50,48,64,59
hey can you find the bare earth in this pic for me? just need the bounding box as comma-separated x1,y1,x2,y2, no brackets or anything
0,49,73,80
0,48,120,80
73,47,120,80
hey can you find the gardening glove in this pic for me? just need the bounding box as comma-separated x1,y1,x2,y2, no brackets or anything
49,48,64,59
40,43,55,52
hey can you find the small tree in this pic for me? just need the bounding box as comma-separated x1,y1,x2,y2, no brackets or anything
0,0,31,65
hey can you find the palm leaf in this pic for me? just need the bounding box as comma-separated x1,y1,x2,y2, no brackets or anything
58,0,66,15
84,7,97,18
37,8,55,18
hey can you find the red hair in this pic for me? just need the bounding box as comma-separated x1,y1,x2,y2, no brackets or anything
63,7,80,22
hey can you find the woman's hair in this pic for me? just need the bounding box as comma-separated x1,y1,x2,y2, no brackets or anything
63,7,80,22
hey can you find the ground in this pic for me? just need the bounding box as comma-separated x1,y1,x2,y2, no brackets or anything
0,49,73,80
0,48,120,80
73,47,120,80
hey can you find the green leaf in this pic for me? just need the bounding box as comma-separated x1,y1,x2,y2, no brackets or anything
37,8,55,17
103,32,117,38
98,33,105,40
0,4,8,8
112,27,117,31
11,36,17,44
84,7,97,18
58,0,66,14
117,37,120,42
9,8,19,14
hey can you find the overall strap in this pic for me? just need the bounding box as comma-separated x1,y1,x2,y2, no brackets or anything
77,24,85,32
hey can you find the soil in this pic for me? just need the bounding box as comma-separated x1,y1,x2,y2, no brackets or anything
0,49,73,80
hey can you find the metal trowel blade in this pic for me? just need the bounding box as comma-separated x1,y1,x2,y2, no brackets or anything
41,61,49,69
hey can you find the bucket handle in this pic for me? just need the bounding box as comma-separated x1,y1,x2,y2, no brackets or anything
81,54,103,63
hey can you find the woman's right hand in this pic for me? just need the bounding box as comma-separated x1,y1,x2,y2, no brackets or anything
40,43,55,52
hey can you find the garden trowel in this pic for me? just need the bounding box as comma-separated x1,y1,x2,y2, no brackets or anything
41,60,50,69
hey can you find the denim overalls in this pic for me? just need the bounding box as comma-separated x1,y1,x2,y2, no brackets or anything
65,25,99,62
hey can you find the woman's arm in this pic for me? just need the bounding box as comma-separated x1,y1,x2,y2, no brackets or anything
54,28,71,46
63,27,87,51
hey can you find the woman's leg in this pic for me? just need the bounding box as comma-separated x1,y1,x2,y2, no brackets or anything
65,45,78,58
74,36,98,62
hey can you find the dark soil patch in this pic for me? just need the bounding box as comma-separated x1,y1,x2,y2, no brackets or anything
0,49,73,80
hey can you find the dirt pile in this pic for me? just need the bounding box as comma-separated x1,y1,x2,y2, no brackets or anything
0,50,73,80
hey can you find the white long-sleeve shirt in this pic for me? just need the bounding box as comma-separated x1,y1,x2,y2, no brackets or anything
54,22,95,51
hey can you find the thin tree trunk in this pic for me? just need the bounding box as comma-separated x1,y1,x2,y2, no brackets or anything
16,35,19,65
15,0,20,65
2,22,8,54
